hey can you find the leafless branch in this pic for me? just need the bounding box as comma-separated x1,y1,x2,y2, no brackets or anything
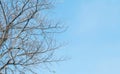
0,0,64,74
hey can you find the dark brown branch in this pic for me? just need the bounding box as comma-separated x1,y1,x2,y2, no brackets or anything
0,1,7,24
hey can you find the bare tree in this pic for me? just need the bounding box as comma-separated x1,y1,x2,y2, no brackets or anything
0,0,64,74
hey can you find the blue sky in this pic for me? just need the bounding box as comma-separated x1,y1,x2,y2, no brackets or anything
42,0,120,74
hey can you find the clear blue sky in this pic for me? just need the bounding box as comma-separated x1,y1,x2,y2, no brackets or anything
42,0,120,74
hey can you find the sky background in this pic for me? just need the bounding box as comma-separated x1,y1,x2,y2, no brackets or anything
41,0,120,74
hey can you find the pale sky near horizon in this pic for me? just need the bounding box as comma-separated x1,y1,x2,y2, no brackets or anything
41,0,120,74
